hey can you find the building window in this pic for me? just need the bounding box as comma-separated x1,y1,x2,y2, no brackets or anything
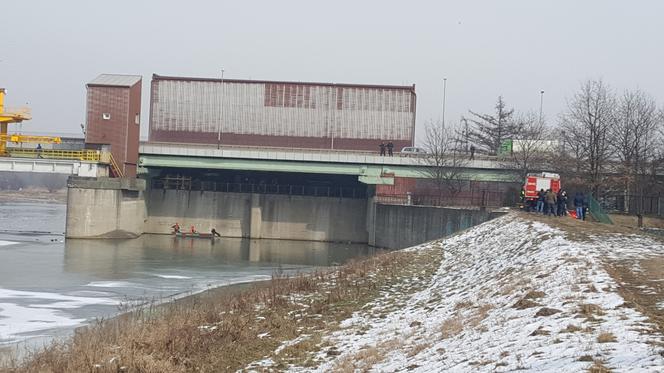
102,113,111,120
135,114,140,125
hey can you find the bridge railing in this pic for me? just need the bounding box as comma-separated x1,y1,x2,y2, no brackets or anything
376,190,511,208
141,141,498,160
151,178,368,199
8,148,101,161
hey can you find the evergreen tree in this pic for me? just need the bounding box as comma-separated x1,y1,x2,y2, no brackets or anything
466,96,523,155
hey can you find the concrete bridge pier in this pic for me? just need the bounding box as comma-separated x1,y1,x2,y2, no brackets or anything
65,177,147,238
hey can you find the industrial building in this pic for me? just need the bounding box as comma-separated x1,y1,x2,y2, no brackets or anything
149,74,416,151
85,74,142,177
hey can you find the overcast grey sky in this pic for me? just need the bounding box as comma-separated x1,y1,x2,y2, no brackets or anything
2,0,663,143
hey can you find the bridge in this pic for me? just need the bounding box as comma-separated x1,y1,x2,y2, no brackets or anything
0,148,121,177
138,142,518,184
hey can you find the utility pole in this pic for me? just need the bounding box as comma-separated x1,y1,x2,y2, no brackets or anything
217,69,225,150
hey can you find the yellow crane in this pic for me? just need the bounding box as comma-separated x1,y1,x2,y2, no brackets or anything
0,88,61,155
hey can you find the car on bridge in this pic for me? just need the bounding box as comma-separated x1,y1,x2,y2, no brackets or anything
400,146,427,157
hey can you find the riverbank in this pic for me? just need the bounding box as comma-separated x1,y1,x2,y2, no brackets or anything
5,212,664,372
6,247,437,372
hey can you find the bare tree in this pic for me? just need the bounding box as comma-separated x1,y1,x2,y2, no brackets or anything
467,96,523,155
610,89,660,202
499,112,549,181
420,120,470,197
559,79,616,196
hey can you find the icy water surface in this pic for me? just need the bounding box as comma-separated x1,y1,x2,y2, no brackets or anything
0,202,378,347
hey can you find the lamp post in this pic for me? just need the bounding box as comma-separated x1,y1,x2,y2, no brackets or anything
217,69,225,149
539,90,544,125
442,78,447,128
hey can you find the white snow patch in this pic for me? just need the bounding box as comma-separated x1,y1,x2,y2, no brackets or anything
85,281,137,288
154,274,192,279
0,288,117,344
283,215,664,372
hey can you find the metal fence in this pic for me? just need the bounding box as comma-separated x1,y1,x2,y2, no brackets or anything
599,194,663,216
376,190,512,208
151,178,367,199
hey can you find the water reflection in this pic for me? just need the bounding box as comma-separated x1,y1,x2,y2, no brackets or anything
64,235,381,279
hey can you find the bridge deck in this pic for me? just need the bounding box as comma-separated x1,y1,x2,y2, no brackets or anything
139,142,502,169
0,156,105,176
138,142,515,184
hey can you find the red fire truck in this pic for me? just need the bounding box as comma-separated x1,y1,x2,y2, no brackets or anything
521,172,561,209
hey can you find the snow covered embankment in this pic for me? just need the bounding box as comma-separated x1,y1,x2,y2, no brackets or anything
303,215,664,372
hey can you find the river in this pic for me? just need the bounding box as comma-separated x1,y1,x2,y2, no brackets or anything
0,202,378,348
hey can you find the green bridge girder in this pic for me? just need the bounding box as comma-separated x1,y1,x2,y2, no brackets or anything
138,154,519,184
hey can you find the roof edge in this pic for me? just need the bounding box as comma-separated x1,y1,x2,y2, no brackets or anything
152,74,415,92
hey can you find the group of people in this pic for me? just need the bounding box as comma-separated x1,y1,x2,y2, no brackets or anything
522,189,589,220
171,223,222,237
534,189,569,216
379,141,394,156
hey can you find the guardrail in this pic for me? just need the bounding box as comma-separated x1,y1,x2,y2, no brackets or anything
7,148,125,178
8,148,101,161
140,141,497,160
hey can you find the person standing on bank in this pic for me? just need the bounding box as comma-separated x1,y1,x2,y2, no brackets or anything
545,189,557,216
536,189,545,213
574,192,584,220
379,142,386,156
469,145,476,160
387,141,394,156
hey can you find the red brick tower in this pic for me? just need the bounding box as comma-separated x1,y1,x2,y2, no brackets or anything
85,74,142,177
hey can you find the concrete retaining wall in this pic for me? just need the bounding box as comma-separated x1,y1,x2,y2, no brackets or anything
145,189,368,243
66,178,496,245
373,204,497,249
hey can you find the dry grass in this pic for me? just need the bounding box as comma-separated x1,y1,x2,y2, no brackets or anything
587,359,612,373
406,342,432,358
467,304,493,330
454,300,474,310
523,290,546,300
334,346,385,373
579,303,605,318
561,324,582,333
5,249,439,373
535,307,561,317
597,332,617,343
512,298,540,309
440,315,464,339
333,339,402,373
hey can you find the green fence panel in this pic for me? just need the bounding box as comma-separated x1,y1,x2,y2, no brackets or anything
589,194,613,224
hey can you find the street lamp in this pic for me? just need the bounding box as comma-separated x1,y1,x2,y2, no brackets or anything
442,78,447,128
217,69,225,150
539,90,544,125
